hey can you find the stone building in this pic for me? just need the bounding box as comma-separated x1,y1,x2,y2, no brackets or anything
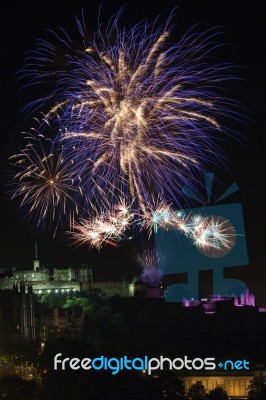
0,243,135,297
40,307,85,342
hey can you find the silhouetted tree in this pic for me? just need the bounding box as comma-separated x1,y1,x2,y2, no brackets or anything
248,376,266,399
208,387,229,400
187,381,207,400
159,372,187,399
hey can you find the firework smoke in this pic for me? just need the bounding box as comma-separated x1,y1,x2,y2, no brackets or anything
137,249,163,285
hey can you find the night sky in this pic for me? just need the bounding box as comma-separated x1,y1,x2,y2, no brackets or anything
0,1,265,304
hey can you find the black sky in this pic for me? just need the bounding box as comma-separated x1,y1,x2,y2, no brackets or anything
0,1,265,304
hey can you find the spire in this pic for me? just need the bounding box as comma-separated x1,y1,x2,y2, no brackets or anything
35,241,38,259
33,241,40,271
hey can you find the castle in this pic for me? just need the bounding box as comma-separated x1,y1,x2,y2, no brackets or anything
0,242,135,298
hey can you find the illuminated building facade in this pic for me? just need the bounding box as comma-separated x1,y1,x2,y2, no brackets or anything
0,243,135,297
181,289,264,314
184,373,253,399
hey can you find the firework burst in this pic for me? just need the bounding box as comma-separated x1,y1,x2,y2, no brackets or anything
192,215,236,253
16,11,235,214
69,200,134,249
140,199,175,236
10,10,240,248
9,133,81,232
141,206,236,254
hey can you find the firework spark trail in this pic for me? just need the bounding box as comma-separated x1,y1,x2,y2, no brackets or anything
142,203,235,252
15,12,236,217
137,249,164,270
69,198,235,251
141,200,204,239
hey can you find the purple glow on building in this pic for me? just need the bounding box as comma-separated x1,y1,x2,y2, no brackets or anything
140,267,162,286
234,290,255,307
182,289,259,314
